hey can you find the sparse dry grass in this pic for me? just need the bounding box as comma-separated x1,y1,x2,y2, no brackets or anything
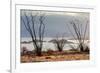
21,51,89,63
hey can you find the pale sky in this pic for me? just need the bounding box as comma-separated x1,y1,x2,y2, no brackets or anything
21,9,89,38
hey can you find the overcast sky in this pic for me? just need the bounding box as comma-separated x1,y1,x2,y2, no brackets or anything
21,9,89,38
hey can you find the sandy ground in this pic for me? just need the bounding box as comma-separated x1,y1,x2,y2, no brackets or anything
21,52,89,63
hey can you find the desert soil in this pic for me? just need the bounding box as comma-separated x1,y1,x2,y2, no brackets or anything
21,52,89,63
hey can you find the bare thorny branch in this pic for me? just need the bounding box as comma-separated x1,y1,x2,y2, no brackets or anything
21,12,45,56
66,19,89,51
53,34,66,52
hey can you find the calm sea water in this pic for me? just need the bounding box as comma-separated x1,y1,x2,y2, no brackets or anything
21,37,89,51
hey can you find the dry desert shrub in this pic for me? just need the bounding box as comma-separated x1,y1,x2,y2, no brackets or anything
47,49,54,55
